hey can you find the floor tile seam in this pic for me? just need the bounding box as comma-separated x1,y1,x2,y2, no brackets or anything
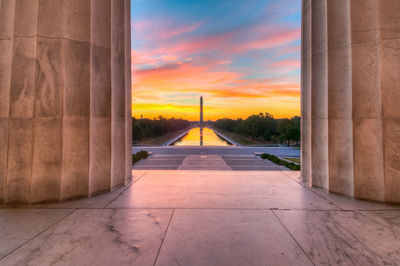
275,209,400,264
10,207,398,211
271,210,315,266
279,171,344,210
279,172,400,211
153,209,175,266
0,209,77,262
102,207,347,211
103,171,149,208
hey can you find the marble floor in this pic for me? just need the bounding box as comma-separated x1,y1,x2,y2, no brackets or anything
1,170,400,266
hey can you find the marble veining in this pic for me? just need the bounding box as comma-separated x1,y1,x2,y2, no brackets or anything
0,209,73,260
374,211,400,226
275,210,400,265
155,209,313,266
0,209,173,266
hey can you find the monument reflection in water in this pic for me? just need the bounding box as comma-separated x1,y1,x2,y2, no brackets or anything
172,127,232,146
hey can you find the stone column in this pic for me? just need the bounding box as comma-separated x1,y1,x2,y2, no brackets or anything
380,0,400,203
311,0,329,189
6,0,39,204
111,0,126,188
61,0,91,200
125,0,133,183
30,0,66,203
327,0,354,196
0,0,16,204
300,0,312,184
303,0,400,203
89,0,112,196
351,0,385,202
0,0,132,205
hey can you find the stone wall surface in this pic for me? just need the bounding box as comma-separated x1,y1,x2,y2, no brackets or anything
0,0,132,205
301,0,400,203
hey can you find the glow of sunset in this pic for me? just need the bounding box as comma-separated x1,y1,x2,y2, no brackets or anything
131,0,301,121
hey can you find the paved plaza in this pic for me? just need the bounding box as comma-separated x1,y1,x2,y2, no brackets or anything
134,154,285,170
1,170,399,265
132,146,301,158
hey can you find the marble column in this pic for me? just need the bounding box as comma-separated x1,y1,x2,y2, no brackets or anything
0,0,132,205
302,0,400,203
311,0,329,189
6,0,39,204
0,0,16,204
111,0,126,189
89,0,112,196
327,0,354,196
61,0,91,200
351,0,384,202
380,0,400,203
300,0,312,184
125,0,133,183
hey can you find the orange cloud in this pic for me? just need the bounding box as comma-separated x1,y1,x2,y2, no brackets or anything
133,62,240,92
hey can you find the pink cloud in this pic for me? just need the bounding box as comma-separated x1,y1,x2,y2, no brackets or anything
140,25,300,59
159,22,202,39
270,60,300,67
232,29,301,52
153,31,235,55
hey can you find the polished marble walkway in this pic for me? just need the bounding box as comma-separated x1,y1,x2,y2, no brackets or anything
1,170,400,265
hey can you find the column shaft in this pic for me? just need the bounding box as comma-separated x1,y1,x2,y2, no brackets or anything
61,0,91,200
6,0,39,204
30,0,66,203
111,0,126,189
301,0,312,184
351,0,385,201
311,0,329,189
380,0,400,203
327,0,354,196
0,0,16,204
125,0,133,183
89,0,112,196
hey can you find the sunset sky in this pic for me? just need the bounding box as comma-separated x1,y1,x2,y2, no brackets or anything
131,0,301,121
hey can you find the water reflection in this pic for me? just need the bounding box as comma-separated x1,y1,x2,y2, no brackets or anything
200,127,203,146
172,127,232,146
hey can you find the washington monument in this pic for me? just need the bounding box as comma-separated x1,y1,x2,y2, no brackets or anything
200,96,203,125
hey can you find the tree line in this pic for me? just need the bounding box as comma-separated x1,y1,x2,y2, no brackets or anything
132,116,190,141
213,113,300,145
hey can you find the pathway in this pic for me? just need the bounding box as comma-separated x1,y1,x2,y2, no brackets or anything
1,170,399,265
132,146,300,158
133,154,284,170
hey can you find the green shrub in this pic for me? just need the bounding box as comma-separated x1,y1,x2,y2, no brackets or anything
132,150,149,165
260,153,300,171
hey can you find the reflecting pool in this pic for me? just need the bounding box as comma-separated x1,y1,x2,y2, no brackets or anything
171,127,232,146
